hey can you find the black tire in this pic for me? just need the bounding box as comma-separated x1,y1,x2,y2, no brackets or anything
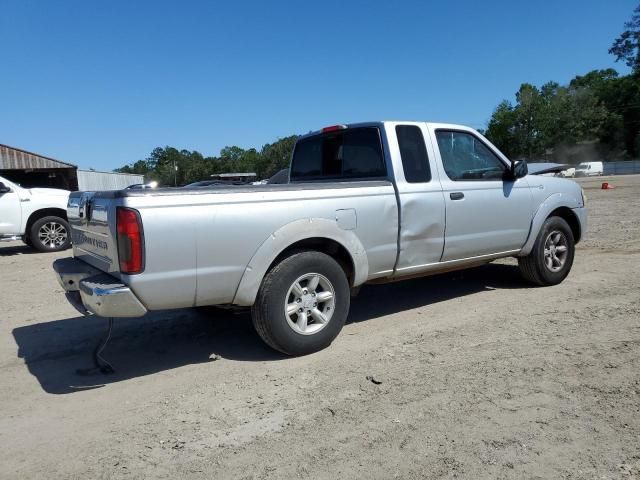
251,251,350,356
518,216,575,286
22,235,33,247
29,216,72,252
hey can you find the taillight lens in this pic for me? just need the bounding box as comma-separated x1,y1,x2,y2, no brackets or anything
116,207,144,274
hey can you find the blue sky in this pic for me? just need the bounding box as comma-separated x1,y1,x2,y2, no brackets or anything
0,0,635,170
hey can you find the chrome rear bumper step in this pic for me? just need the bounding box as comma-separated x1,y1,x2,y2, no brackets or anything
53,257,103,291
53,258,147,317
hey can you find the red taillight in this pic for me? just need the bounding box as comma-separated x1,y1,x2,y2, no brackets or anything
116,207,144,274
321,124,347,133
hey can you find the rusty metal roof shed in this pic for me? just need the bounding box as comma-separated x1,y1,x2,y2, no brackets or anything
0,144,76,170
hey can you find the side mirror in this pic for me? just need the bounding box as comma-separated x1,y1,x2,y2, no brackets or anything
0,182,11,194
507,160,528,180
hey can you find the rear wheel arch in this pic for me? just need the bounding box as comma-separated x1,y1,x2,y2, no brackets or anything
233,218,368,306
267,238,355,286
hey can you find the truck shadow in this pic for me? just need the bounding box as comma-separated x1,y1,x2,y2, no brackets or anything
12,307,274,395
349,261,527,323
0,243,39,256
13,262,529,394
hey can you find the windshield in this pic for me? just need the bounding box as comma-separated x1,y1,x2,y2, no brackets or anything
0,176,19,188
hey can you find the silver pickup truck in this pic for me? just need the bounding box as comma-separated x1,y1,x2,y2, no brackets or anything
53,122,587,355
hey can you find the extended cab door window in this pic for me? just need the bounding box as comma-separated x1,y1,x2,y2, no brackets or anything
290,127,386,182
435,130,506,181
396,125,431,183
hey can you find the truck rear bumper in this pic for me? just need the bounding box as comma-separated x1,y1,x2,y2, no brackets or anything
53,257,147,317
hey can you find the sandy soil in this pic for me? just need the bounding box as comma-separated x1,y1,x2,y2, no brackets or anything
0,175,638,480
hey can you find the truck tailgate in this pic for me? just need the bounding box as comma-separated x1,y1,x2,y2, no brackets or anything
68,191,120,276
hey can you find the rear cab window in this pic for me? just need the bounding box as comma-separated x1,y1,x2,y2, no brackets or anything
290,127,387,182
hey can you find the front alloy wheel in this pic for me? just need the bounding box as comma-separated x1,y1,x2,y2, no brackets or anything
543,230,569,273
518,216,575,286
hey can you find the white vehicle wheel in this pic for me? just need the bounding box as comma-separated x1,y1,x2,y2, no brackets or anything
30,216,71,252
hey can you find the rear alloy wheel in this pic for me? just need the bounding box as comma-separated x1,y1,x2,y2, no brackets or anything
252,251,350,355
284,273,336,336
518,216,575,286
30,216,72,252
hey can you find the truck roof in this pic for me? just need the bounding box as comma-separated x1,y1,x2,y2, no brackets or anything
299,121,474,140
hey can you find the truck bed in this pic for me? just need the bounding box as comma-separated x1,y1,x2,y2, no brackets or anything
68,180,400,310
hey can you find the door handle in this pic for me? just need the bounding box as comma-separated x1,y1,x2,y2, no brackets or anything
450,192,464,200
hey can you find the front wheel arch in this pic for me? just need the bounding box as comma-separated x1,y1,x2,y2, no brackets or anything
25,208,68,240
518,216,575,286
548,207,581,244
520,194,582,256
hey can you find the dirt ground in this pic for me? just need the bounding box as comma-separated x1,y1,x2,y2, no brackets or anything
0,175,638,480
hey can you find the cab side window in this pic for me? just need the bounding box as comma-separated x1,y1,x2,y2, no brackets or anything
396,125,431,183
435,130,506,181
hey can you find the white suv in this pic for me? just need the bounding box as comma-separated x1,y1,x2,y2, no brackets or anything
0,175,71,252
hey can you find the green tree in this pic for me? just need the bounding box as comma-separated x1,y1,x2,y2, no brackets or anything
571,69,639,157
513,83,544,159
485,80,612,161
610,4,640,72
115,159,153,176
117,147,209,186
485,100,517,157
215,146,261,175
259,135,298,178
